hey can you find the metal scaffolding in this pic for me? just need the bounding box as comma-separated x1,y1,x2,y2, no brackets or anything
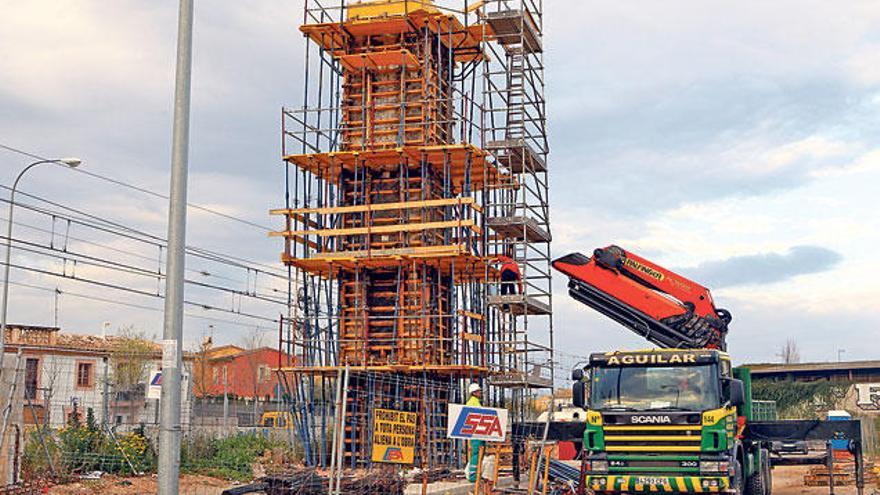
271,0,552,469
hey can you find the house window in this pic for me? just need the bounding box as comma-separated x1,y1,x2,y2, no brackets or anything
76,362,94,389
24,358,39,400
258,365,270,382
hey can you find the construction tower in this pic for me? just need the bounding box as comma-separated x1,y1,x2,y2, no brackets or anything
271,0,552,469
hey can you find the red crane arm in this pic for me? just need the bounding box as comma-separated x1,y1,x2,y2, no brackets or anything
552,245,731,350
592,245,719,319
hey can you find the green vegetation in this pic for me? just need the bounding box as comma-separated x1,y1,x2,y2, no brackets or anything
180,433,296,481
22,405,155,480
751,379,851,419
22,404,294,483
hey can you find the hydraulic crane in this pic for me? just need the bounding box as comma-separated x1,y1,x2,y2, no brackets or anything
552,245,731,350
535,244,868,495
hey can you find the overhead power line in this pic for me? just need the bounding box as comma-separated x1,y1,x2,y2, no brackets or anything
0,142,276,232
6,279,277,333
0,185,289,280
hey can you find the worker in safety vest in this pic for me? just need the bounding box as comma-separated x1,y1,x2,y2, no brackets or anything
465,382,484,482
494,255,523,295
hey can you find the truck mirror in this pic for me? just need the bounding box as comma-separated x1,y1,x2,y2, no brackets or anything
727,378,745,407
571,368,584,381
572,381,586,409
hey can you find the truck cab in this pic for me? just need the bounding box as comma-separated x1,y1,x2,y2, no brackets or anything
572,348,768,494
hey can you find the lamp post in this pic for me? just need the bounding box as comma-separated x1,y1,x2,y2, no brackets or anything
0,158,82,368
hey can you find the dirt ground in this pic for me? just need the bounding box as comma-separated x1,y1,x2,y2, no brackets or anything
47,474,230,495
42,465,880,494
770,465,878,495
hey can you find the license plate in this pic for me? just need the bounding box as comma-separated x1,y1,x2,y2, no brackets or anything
634,477,665,485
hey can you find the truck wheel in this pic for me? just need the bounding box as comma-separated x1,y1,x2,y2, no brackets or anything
732,459,745,495
745,455,767,495
761,451,772,495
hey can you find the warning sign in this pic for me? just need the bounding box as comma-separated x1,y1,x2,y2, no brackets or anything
370,408,417,464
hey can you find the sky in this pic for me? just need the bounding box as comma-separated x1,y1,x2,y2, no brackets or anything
1,1,878,364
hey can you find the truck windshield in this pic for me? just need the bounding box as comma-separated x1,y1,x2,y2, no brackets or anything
590,364,720,411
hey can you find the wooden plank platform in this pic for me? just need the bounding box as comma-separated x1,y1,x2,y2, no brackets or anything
488,370,552,389
277,364,490,376
271,219,481,238
485,138,546,173
283,144,506,194
487,294,551,315
271,197,481,216
282,245,498,280
486,215,551,242
484,9,543,54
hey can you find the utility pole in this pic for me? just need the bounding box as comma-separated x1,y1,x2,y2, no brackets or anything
158,1,194,494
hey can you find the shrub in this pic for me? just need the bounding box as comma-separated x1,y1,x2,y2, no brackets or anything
181,433,293,482
21,427,60,481
22,409,155,480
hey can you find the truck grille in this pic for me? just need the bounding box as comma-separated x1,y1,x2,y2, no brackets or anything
604,425,702,453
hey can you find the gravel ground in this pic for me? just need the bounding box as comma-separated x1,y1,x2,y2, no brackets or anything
771,465,878,495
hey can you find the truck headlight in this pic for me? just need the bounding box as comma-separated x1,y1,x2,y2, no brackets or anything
699,461,729,474
586,460,608,473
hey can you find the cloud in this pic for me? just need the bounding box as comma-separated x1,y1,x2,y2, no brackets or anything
3,0,880,357
679,245,842,288
546,1,880,218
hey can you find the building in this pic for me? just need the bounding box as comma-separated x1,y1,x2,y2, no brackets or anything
746,360,880,383
3,325,193,429
194,345,291,400
747,360,880,416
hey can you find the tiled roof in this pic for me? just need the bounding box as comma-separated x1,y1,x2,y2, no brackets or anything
4,325,174,358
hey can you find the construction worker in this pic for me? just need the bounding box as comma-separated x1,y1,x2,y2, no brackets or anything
494,254,523,296
465,382,484,483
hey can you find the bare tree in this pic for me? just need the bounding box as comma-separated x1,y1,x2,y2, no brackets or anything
192,336,214,398
240,329,268,424
778,339,801,364
109,325,157,425
240,329,268,399
110,326,156,391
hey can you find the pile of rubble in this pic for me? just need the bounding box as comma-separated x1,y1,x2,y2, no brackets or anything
803,460,878,487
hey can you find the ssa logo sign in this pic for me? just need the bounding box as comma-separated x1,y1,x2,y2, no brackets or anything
447,405,508,442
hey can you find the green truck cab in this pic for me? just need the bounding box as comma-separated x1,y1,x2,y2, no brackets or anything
572,348,771,494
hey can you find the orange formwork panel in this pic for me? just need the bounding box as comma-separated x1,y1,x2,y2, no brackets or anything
282,144,507,193
300,8,485,61
280,246,497,280
338,49,420,71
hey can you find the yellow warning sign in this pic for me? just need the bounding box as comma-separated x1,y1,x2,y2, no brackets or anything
371,408,417,464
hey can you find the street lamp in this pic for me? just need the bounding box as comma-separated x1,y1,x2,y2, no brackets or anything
0,158,83,363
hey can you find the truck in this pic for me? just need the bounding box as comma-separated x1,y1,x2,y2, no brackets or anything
548,245,867,495
570,348,768,494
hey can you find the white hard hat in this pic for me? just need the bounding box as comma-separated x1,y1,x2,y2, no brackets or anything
468,383,482,395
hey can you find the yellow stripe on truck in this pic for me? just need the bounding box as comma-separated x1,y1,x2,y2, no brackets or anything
675,478,687,491
605,445,702,452
605,425,701,431
606,435,701,441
